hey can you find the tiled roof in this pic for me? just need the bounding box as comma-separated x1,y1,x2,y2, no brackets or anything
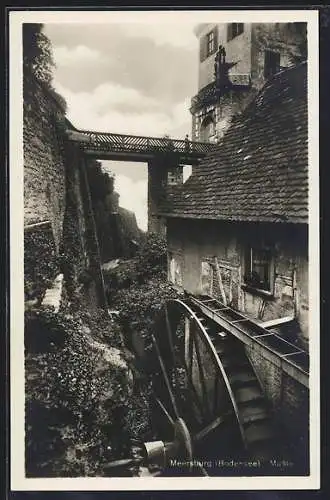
161,62,308,224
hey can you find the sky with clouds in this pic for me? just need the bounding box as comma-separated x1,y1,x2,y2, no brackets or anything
44,22,199,231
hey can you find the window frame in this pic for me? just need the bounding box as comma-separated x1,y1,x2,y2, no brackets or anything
243,244,275,296
206,30,215,57
200,114,216,142
167,167,183,186
227,23,244,42
200,27,218,62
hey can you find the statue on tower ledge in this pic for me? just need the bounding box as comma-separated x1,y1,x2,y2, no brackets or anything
214,44,231,91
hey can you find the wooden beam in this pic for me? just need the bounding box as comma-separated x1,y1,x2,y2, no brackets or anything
260,316,295,329
213,257,227,305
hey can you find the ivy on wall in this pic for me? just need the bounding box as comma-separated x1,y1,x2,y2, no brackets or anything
59,157,87,299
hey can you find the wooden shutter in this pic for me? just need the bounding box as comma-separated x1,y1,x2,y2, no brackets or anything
212,27,218,53
199,34,206,62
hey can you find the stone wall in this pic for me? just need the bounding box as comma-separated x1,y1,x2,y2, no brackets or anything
246,343,309,467
24,72,67,253
23,72,103,306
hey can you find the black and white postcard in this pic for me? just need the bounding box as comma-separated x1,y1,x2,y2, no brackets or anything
9,8,320,492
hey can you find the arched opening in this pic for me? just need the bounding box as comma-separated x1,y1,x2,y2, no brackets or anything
200,114,215,142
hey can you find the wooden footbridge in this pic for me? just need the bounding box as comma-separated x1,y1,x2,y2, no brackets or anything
65,121,217,233
66,123,216,163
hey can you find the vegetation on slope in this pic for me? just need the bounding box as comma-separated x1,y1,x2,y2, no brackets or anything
105,232,180,358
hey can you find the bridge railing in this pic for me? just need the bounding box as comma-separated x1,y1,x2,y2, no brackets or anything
67,129,217,156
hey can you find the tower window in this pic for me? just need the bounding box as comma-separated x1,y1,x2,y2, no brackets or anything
264,50,281,79
227,23,244,41
200,115,215,142
207,30,215,56
200,28,218,61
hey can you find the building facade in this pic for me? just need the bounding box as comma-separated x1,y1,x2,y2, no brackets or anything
160,62,309,463
191,22,306,142
164,62,308,347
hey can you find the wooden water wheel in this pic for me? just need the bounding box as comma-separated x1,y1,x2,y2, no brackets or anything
147,297,280,477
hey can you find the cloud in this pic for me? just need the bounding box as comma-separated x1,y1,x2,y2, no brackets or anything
44,23,197,229
55,80,191,138
120,22,198,49
56,80,160,116
53,45,108,66
114,174,148,232
45,23,198,104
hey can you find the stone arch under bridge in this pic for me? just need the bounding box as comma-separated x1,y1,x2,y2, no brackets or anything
66,124,216,234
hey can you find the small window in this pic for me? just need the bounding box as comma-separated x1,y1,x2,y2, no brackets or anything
207,30,215,56
227,23,244,42
167,167,183,186
200,115,215,142
264,50,281,79
244,247,273,292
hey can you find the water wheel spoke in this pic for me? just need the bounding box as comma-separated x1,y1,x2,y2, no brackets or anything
175,345,206,424
187,321,194,380
154,397,175,427
213,373,219,414
151,333,180,420
191,320,212,418
165,304,176,368
164,304,178,390
151,299,243,476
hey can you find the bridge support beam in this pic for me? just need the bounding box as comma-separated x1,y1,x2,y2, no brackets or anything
147,158,168,235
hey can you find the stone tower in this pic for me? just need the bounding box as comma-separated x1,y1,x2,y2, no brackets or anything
190,22,307,142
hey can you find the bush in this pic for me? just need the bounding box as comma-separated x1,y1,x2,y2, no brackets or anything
112,275,179,357
135,232,167,278
104,232,167,295
25,306,133,477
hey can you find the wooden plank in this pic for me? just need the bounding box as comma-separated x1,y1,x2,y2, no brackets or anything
260,316,295,328
24,220,51,231
194,413,229,442
214,257,227,305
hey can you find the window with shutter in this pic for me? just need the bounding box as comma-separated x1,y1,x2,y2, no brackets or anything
200,28,218,62
264,50,281,79
244,246,274,292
